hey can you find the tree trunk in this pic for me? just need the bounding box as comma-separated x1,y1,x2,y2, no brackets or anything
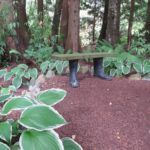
37,0,43,22
92,0,97,43
52,0,63,36
0,0,17,52
145,0,150,43
15,0,30,52
60,0,80,52
127,0,135,49
98,0,109,41
106,0,120,46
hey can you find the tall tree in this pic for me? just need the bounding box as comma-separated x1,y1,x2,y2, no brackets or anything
106,0,120,46
52,0,63,36
15,0,30,52
37,0,44,22
145,0,150,43
60,0,80,52
98,0,109,41
92,0,97,42
127,0,135,49
0,0,17,52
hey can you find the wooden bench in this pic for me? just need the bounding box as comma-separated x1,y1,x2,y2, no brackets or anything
51,52,116,61
51,52,116,88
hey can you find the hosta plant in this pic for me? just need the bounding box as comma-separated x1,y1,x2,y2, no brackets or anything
103,52,150,77
0,88,83,150
40,60,68,75
0,64,38,91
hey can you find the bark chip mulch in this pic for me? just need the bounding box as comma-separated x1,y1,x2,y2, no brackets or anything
41,75,150,150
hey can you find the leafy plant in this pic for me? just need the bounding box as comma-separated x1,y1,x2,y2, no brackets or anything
0,88,83,150
129,37,150,57
0,64,38,92
97,39,150,77
40,60,68,75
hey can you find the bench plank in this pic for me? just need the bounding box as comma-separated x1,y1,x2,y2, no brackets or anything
51,52,116,61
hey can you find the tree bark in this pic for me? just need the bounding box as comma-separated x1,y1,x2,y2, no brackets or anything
60,0,80,52
0,0,17,51
37,0,43,22
92,0,97,43
145,0,150,43
98,0,109,41
127,0,135,49
52,0,63,36
106,0,120,46
15,0,30,52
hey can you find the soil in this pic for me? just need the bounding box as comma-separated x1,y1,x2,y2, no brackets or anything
1,73,150,150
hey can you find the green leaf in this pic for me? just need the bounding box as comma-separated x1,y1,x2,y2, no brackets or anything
62,138,83,150
8,85,16,92
9,49,21,55
110,69,117,77
20,130,64,150
4,72,14,81
37,89,66,106
0,94,11,103
1,97,33,115
24,71,30,79
18,64,28,70
28,68,38,79
133,62,143,73
1,88,10,95
103,58,112,67
49,61,57,70
11,67,20,74
18,105,67,130
122,65,130,75
0,122,12,143
56,61,64,74
114,61,122,69
0,69,7,78
63,61,69,68
15,69,25,77
143,64,150,74
40,61,50,74
0,142,10,150
10,143,20,150
12,76,22,89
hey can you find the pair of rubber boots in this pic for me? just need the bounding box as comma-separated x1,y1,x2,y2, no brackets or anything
69,58,112,88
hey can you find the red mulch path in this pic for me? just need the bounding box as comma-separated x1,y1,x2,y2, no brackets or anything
41,75,150,150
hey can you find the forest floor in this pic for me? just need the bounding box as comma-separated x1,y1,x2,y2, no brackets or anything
1,72,150,150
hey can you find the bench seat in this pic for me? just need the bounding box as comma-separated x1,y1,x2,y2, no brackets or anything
51,52,116,61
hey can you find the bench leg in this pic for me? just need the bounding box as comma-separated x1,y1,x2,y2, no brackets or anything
93,58,112,80
69,60,79,88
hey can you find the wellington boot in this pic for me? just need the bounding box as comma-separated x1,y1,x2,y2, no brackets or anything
69,60,80,88
93,58,112,80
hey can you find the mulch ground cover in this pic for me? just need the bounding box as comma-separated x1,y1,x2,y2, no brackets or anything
1,73,150,150
41,75,150,150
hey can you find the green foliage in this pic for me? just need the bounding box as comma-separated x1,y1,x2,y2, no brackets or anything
0,4,17,64
0,89,83,150
129,38,150,57
40,60,68,75
98,39,150,77
0,64,38,93
24,2,53,63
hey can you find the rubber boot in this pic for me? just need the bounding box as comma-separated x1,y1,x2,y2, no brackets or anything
93,58,112,80
69,60,79,88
